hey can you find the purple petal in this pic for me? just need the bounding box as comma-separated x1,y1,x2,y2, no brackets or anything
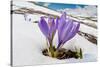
58,21,66,43
48,17,54,24
48,17,55,29
63,21,80,44
67,21,80,40
61,12,66,21
49,17,56,39
58,12,67,37
61,20,73,44
38,17,49,38
55,17,59,29
58,12,69,44
58,20,73,48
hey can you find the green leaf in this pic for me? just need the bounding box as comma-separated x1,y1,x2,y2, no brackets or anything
80,48,83,59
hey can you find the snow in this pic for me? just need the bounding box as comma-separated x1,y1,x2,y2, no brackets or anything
24,14,46,22
12,14,97,66
12,1,61,16
58,5,97,17
79,23,97,37
12,1,97,66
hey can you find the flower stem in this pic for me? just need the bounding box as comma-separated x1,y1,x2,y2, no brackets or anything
49,45,55,57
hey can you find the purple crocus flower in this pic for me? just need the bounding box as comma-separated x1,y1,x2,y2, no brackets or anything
57,12,80,49
38,16,58,45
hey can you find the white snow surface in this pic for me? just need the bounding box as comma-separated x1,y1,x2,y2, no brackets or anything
12,14,97,66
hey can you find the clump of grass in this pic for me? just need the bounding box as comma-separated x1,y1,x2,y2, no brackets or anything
42,46,83,59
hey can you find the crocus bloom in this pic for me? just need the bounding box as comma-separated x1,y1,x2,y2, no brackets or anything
38,16,58,45
57,12,80,49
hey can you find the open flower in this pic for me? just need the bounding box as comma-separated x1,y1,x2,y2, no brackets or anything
38,16,58,46
57,12,80,49
38,16,58,57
